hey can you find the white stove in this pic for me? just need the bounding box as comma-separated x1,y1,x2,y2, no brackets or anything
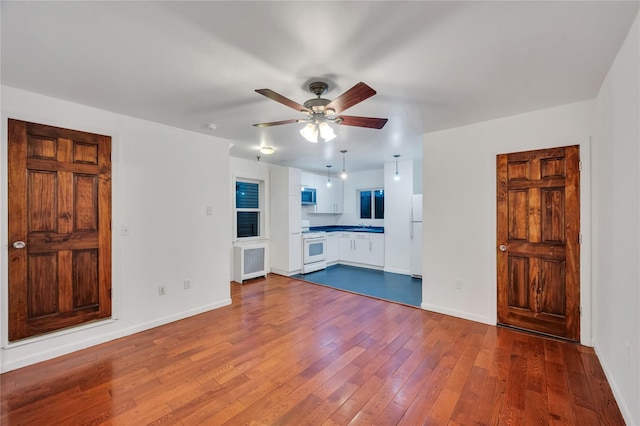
301,221,327,274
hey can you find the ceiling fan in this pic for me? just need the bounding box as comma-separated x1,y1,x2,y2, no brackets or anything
253,81,388,142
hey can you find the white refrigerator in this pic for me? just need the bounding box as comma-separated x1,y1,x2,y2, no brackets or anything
410,194,423,278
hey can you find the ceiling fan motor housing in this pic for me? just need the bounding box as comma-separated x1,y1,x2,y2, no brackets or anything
309,81,328,96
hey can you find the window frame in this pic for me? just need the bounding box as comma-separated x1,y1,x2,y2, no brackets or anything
358,188,385,220
234,177,264,241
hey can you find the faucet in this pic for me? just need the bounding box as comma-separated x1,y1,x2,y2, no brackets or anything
359,223,365,228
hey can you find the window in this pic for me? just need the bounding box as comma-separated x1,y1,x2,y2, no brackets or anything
236,179,262,238
359,189,384,219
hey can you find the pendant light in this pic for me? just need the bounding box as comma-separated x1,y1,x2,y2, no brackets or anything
393,154,400,181
340,150,348,179
326,165,332,187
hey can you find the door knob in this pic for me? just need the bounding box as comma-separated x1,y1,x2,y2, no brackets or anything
499,244,507,252
12,241,26,249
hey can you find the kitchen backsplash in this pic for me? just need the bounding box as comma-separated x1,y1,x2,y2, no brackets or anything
301,207,383,227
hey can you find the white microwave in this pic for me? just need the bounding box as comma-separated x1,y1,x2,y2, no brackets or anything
301,188,316,205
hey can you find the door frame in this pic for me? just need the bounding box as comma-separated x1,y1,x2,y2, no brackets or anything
493,137,592,346
1,113,120,349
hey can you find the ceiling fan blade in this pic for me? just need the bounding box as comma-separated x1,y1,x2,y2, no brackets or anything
255,89,311,113
324,82,377,114
253,118,306,128
336,115,388,129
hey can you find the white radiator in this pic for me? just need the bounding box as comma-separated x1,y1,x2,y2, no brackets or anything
233,243,267,283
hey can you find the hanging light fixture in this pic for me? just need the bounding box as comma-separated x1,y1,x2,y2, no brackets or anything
326,165,332,187
300,123,318,143
318,122,336,142
393,154,401,181
340,150,348,179
300,121,336,143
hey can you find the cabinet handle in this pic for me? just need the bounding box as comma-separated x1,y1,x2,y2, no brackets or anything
370,241,372,251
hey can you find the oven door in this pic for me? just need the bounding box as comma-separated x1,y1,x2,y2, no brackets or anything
303,236,326,264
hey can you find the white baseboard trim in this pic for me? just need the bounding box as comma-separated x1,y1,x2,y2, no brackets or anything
592,340,636,425
383,267,410,275
1,299,232,373
420,302,493,326
269,268,299,277
338,261,384,271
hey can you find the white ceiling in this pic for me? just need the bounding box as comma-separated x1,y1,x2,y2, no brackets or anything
2,1,638,174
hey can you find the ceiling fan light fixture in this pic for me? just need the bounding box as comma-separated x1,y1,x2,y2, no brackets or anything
300,123,318,143
260,146,275,155
318,122,336,142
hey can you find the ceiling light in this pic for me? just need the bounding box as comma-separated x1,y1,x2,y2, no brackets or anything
260,146,275,155
318,122,336,142
394,154,401,181
326,165,332,187
340,150,348,179
300,121,336,143
300,123,318,143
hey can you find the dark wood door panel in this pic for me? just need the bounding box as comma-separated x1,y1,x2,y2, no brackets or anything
8,119,111,341
497,145,579,341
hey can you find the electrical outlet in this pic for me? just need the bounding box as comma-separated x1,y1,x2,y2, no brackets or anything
158,286,166,296
455,279,462,289
184,280,191,290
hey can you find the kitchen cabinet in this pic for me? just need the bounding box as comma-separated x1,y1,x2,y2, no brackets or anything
326,233,339,264
270,167,302,275
339,233,355,262
314,174,343,214
369,233,385,267
338,232,385,267
288,167,301,196
352,233,371,264
300,171,315,189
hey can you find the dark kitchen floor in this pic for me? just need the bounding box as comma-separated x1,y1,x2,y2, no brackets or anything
292,264,422,307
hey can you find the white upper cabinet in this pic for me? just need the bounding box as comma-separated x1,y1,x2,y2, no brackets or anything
300,171,315,189
289,167,301,196
314,173,343,214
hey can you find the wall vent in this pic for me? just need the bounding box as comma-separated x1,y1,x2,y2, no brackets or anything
233,243,267,283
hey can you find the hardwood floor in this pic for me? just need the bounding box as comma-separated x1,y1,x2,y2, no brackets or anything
1,274,624,425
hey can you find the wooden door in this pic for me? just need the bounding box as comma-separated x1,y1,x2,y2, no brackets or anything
8,119,111,341
497,145,579,341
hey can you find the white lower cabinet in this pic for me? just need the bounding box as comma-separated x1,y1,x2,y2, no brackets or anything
338,232,384,267
326,233,339,263
369,234,385,267
339,233,355,262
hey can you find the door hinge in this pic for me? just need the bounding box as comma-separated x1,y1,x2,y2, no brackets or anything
578,234,582,244
579,306,582,316
579,161,582,171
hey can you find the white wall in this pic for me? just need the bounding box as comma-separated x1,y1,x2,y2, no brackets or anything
0,86,232,372
338,168,384,226
593,12,640,425
422,100,595,328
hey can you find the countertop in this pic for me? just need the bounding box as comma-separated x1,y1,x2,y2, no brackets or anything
310,225,385,234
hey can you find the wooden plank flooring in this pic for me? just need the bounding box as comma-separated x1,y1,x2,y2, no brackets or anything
0,274,624,425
